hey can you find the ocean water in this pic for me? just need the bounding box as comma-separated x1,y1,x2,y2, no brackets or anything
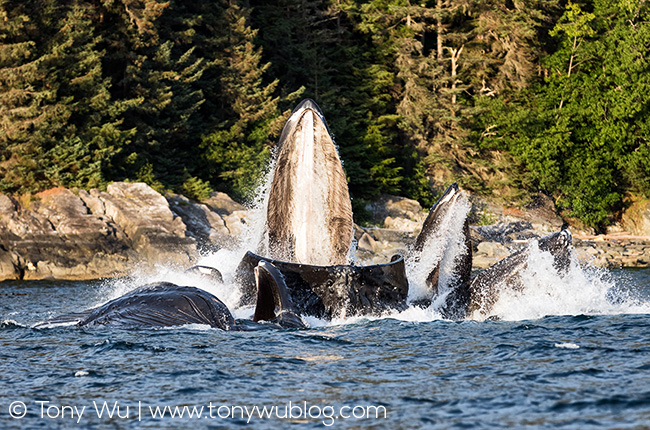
1,264,650,429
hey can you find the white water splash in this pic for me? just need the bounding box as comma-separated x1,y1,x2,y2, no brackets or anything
470,243,650,321
554,343,580,349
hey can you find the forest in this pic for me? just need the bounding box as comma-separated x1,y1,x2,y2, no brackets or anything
0,0,648,230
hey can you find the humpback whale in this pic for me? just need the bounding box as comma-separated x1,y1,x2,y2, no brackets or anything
409,183,473,319
35,262,305,330
244,97,578,322
266,99,353,266
411,183,574,319
184,265,224,283
233,98,408,319
237,251,408,319
466,229,573,319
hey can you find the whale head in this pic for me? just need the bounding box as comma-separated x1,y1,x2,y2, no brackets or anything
413,183,466,253
537,229,573,273
266,99,353,266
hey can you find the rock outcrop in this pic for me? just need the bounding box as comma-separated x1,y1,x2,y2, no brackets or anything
355,192,650,269
621,197,650,236
0,183,246,281
1,185,647,282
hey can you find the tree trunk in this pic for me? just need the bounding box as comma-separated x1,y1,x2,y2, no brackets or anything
436,0,443,61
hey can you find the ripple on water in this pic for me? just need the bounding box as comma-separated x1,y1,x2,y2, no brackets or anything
2,273,650,429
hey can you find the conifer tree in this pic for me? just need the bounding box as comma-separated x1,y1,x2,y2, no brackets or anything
104,0,213,196
201,0,284,200
42,2,134,189
0,0,59,193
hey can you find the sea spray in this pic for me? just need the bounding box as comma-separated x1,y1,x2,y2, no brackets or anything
474,243,650,321
406,191,472,303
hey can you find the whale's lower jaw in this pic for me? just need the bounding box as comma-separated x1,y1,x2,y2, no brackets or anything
236,251,409,320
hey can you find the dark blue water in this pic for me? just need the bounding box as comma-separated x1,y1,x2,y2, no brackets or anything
1,268,650,429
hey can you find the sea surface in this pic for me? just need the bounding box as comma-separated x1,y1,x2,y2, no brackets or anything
1,262,650,429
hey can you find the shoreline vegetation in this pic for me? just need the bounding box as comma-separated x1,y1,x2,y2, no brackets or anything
1,1,649,235
0,183,647,282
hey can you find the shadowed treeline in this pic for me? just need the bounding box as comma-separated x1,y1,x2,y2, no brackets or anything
0,0,649,230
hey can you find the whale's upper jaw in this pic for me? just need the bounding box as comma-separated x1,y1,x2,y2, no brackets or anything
437,182,460,205
267,98,353,266
413,182,464,251
292,98,325,117
287,98,329,132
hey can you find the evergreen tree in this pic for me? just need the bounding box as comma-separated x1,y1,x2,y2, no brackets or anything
0,0,60,193
250,0,406,204
42,2,134,189
201,0,284,201
0,0,131,193
476,0,650,229
103,0,209,195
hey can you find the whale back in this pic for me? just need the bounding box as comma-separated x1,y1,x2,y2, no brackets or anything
37,283,236,330
267,99,353,266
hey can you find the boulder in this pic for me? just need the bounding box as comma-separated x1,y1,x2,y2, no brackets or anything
78,189,106,216
203,191,247,216
167,194,230,249
476,241,509,258
0,246,19,280
366,194,426,230
0,189,134,281
357,233,377,252
0,183,244,281
222,210,252,237
32,188,111,236
384,216,422,232
621,197,650,236
99,182,197,265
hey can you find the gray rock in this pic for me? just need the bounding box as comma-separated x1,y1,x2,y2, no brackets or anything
358,233,377,252
0,189,135,281
222,210,251,237
476,221,533,242
203,191,246,216
622,198,650,236
78,189,105,216
0,247,19,280
476,241,509,258
368,228,413,244
32,188,110,236
167,194,229,248
101,182,197,265
366,194,426,230
0,183,224,281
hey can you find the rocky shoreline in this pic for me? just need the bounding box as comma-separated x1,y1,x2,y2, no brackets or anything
0,183,250,281
0,183,648,282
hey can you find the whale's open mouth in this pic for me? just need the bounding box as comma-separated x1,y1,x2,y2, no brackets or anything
266,99,353,266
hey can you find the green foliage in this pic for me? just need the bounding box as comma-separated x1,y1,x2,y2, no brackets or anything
0,0,648,231
181,176,213,202
475,0,650,229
